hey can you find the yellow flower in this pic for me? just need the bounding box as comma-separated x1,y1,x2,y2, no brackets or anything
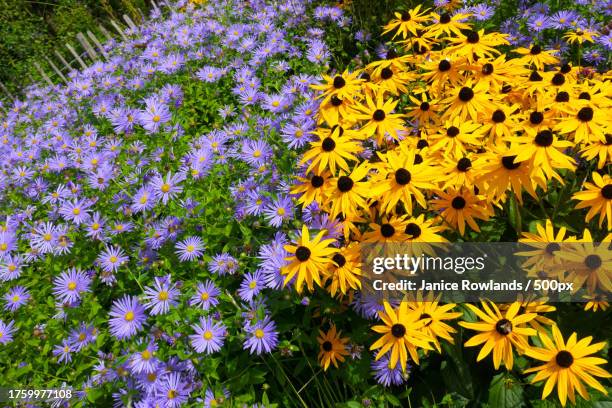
370,301,434,372
525,325,610,406
317,325,350,371
281,225,338,294
572,172,612,230
459,301,537,369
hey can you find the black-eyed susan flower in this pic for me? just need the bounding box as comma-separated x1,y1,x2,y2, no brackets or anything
302,125,362,174
311,70,363,104
441,80,491,122
370,301,434,372
509,129,575,183
369,142,436,215
327,163,371,219
427,117,484,158
352,91,406,143
572,172,612,230
474,145,539,204
580,134,612,169
524,325,610,406
557,229,612,294
291,170,332,207
460,301,537,370
382,5,430,39
514,44,559,70
317,325,350,371
563,28,599,45
555,102,609,144
427,11,471,38
282,225,338,294
407,293,462,353
431,188,492,235
324,243,362,296
447,29,508,62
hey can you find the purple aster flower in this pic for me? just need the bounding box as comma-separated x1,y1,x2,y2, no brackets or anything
528,14,552,32
306,39,330,64
471,4,494,21
196,66,223,82
0,319,16,344
143,276,179,315
0,231,18,259
138,97,172,134
0,254,26,281
68,322,97,351
190,280,220,310
551,10,578,29
132,185,156,213
97,245,128,273
263,195,293,227
240,139,272,167
4,285,29,311
243,316,278,355
53,340,74,364
155,372,190,408
597,33,612,50
129,342,159,374
204,388,230,408
175,236,205,262
30,222,58,254
190,316,226,354
53,268,92,304
208,253,239,275
584,49,605,64
108,295,147,340
238,270,265,302
372,354,409,386
150,171,185,204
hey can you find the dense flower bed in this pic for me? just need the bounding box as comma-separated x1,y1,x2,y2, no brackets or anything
0,0,610,407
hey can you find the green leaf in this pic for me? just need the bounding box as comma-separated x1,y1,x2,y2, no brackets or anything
487,373,525,408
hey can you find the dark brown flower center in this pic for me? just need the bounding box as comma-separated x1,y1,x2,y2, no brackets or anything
495,319,513,335
458,87,474,102
447,126,460,137
381,68,393,80
530,111,544,125
414,154,423,165
391,323,406,338
438,60,451,72
332,253,346,268
337,176,354,192
556,91,570,102
502,155,521,170
395,168,411,185
311,175,324,188
466,30,480,43
602,184,612,199
492,110,506,123
295,246,311,262
551,73,565,86
529,71,543,81
578,92,591,100
401,11,411,21
331,96,343,107
333,76,345,89
535,130,553,147
585,254,602,269
545,243,561,255
481,63,494,75
380,223,396,238
405,222,422,238
322,340,333,351
417,139,429,149
560,63,571,74
439,12,451,24
321,137,336,152
577,107,593,122
420,102,430,111
555,350,574,368
452,196,466,209
530,44,542,55
373,109,386,121
457,157,472,172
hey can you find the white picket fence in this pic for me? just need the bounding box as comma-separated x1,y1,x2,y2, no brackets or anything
0,0,163,101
